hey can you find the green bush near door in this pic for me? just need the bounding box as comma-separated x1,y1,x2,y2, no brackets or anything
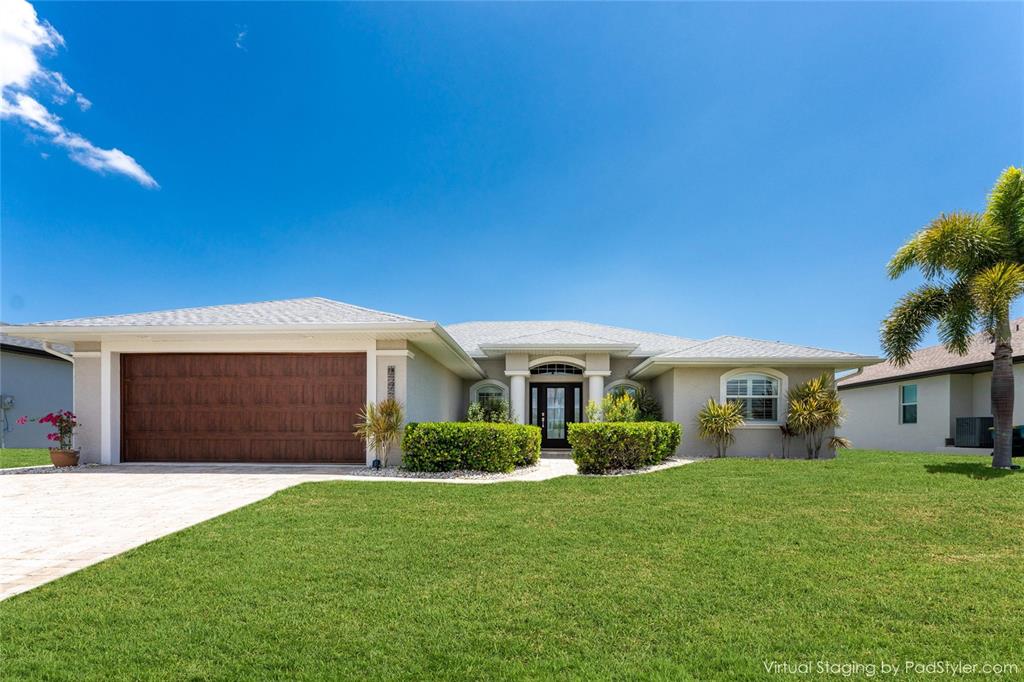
402,422,541,473
568,421,682,474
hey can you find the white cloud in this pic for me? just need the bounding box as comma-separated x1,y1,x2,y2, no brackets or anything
235,25,248,51
0,0,157,187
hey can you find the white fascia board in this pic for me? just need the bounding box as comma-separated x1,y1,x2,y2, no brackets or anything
629,356,883,379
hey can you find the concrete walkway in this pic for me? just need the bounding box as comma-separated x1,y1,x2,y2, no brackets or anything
0,459,578,600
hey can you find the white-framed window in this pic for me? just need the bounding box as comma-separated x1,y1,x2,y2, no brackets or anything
720,369,788,424
470,380,508,405
899,384,918,424
605,380,642,399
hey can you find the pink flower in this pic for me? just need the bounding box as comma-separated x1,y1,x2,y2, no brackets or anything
16,416,28,425
47,433,59,441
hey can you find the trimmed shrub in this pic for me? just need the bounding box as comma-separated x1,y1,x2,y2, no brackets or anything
402,422,542,473
568,421,682,474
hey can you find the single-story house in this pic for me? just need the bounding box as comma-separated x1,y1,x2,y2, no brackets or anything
838,320,1024,452
1,298,878,465
0,330,73,448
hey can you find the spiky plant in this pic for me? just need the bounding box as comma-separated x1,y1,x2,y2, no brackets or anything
787,373,845,459
883,167,1024,469
697,398,745,458
354,398,404,467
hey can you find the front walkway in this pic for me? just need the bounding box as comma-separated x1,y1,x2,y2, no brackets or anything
0,458,578,600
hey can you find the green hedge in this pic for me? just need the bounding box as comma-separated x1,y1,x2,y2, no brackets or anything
567,421,682,474
402,422,541,473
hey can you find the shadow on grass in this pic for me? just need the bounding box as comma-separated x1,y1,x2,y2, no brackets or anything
924,462,1018,479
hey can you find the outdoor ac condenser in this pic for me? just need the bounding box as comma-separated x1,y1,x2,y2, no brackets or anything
954,417,994,448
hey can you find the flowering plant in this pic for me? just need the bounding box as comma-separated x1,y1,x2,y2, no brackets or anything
16,410,78,450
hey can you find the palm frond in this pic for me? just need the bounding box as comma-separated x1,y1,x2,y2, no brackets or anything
985,166,1024,249
881,284,949,366
887,212,1005,281
829,436,852,450
936,279,976,356
970,262,1024,333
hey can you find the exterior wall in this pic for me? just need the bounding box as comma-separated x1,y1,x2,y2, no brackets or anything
0,350,73,448
838,374,953,452
651,369,674,423
73,356,101,463
457,353,652,423
840,363,1024,453
670,365,838,458
406,343,462,424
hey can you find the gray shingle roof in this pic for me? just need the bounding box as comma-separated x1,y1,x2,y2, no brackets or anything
658,335,871,361
0,325,72,355
21,297,422,327
443,321,700,358
839,319,1024,388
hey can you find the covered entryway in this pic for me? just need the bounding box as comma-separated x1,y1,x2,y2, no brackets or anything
121,353,366,463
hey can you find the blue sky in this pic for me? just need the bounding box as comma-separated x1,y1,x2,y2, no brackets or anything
2,1,1021,355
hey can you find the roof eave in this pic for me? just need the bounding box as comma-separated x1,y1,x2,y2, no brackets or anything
630,356,883,379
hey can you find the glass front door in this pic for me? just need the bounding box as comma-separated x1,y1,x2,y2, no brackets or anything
530,384,581,448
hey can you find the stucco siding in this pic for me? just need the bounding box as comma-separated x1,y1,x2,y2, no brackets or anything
0,351,73,449
72,356,101,463
838,374,952,452
671,366,837,458
406,343,462,424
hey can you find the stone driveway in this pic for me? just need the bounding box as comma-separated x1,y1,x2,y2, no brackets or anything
0,459,579,600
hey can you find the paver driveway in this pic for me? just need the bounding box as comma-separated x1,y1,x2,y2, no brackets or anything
0,460,580,600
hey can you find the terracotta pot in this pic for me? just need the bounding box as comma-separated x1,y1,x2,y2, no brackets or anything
49,449,80,468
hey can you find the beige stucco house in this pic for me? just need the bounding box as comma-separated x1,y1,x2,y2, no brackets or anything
838,320,1024,452
2,297,877,465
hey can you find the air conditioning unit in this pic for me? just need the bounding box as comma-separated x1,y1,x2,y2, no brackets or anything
955,417,994,448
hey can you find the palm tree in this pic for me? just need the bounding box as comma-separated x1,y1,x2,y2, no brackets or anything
787,373,846,459
354,398,405,468
697,398,745,458
883,167,1024,469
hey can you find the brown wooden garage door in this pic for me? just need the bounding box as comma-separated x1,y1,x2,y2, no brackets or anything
121,353,366,463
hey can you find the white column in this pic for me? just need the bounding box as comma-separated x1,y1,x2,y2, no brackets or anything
506,372,529,424
365,344,377,465
100,350,121,465
584,370,611,420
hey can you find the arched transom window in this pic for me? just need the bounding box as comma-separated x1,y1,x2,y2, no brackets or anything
471,381,508,405
725,373,781,422
530,363,583,376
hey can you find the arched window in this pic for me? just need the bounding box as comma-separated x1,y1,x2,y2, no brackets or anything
606,380,642,399
530,363,583,376
720,369,787,423
470,380,508,405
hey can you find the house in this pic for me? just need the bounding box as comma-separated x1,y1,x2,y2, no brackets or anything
838,320,1024,452
1,298,878,464
0,330,73,448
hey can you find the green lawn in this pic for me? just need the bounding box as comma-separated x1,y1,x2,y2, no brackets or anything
0,448,50,469
2,450,1022,680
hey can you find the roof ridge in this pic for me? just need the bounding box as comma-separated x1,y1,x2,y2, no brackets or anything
311,297,422,322
489,327,631,345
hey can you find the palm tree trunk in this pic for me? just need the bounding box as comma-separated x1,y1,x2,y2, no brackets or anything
991,314,1015,469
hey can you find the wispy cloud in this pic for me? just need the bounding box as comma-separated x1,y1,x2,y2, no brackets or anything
0,0,157,187
234,25,248,51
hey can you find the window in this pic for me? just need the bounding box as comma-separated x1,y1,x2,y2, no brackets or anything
606,381,641,399
725,373,780,422
471,381,508,406
900,384,918,424
530,363,583,376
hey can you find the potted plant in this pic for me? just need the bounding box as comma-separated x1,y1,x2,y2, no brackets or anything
16,410,80,467
354,399,404,468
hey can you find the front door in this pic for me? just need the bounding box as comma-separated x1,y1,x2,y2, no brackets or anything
530,384,581,448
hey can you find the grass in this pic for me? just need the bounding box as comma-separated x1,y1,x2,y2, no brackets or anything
0,447,50,469
2,450,1022,680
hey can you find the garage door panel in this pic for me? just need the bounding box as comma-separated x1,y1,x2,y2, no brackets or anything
121,353,366,464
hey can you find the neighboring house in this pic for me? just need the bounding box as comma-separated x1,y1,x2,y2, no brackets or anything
1,298,877,465
838,320,1024,452
0,330,73,448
